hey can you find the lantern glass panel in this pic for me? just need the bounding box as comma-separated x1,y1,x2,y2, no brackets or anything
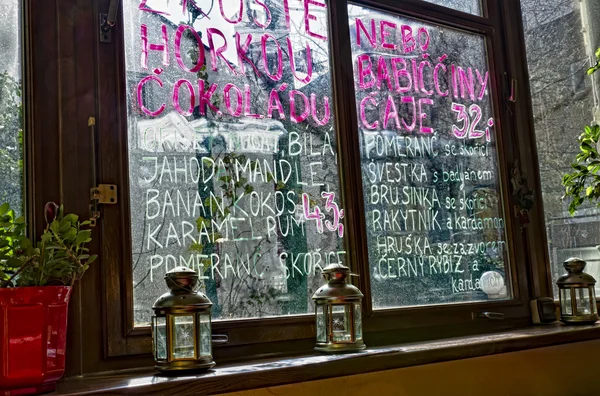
198,314,212,357
560,289,573,315
354,303,362,341
172,315,195,359
316,305,327,343
331,305,351,342
592,288,597,315
575,288,592,315
153,316,167,360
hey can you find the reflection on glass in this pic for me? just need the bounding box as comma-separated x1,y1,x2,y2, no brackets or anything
124,0,345,326
561,289,573,315
348,5,510,309
331,305,351,342
153,316,167,360
198,314,211,357
521,0,600,298
420,0,481,16
576,288,591,315
317,305,327,343
354,303,362,341
0,1,24,216
172,315,195,359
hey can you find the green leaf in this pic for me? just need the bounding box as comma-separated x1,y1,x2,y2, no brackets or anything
63,213,78,224
0,203,9,216
586,186,594,196
75,230,92,245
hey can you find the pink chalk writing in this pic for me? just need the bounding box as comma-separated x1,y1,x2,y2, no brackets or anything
321,192,345,238
219,0,243,24
302,193,324,234
304,0,327,41
141,24,169,69
172,79,195,116
137,76,165,116
175,25,204,73
302,192,345,237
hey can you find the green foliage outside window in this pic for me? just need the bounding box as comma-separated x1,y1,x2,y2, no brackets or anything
562,48,600,215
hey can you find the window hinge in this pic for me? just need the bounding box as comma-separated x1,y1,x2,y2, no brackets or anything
90,185,117,227
99,0,121,43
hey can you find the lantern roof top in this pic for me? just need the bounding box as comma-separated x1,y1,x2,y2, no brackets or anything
153,266,212,310
557,257,597,286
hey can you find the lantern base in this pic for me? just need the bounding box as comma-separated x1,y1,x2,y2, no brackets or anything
155,358,215,373
315,341,366,353
560,314,598,325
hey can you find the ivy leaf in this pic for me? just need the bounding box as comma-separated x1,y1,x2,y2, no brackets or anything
586,186,594,196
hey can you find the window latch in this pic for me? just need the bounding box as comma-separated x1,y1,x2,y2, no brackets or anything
212,334,229,346
472,311,505,320
99,0,121,43
88,117,117,227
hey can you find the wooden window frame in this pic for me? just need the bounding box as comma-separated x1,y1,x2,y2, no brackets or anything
29,0,557,375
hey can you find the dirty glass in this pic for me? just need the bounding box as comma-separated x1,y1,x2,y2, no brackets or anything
521,0,600,298
123,0,344,325
0,0,24,216
348,4,510,308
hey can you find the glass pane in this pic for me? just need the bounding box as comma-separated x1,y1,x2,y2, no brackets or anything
354,303,362,341
0,0,24,216
197,314,211,357
316,305,327,342
420,0,482,16
521,0,600,298
576,287,592,315
331,304,351,342
172,315,195,359
591,287,597,314
561,288,573,315
348,5,510,308
124,0,345,325
153,316,167,360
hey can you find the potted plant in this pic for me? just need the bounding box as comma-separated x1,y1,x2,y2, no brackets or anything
0,202,96,395
562,48,600,214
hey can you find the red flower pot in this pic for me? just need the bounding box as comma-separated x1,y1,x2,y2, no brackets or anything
0,287,71,395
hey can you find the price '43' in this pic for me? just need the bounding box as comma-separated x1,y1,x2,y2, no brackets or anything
451,103,494,142
302,192,344,238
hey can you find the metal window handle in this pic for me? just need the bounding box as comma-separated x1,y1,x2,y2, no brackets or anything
472,311,505,320
212,334,229,345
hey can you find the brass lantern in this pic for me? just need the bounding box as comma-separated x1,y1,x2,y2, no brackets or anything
312,264,365,353
557,258,598,325
152,266,215,372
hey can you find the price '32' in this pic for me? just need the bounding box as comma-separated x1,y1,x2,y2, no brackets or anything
451,103,493,142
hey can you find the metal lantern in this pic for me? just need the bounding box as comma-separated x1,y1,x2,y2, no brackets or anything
556,258,598,325
312,263,365,353
152,266,215,372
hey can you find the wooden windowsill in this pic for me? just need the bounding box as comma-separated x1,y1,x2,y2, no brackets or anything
53,323,600,395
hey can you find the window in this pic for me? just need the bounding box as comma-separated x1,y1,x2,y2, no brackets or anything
124,0,342,324
348,4,510,308
522,0,600,297
82,0,536,369
0,0,24,217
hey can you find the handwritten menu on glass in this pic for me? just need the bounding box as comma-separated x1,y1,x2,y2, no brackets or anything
124,0,344,324
348,5,510,308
